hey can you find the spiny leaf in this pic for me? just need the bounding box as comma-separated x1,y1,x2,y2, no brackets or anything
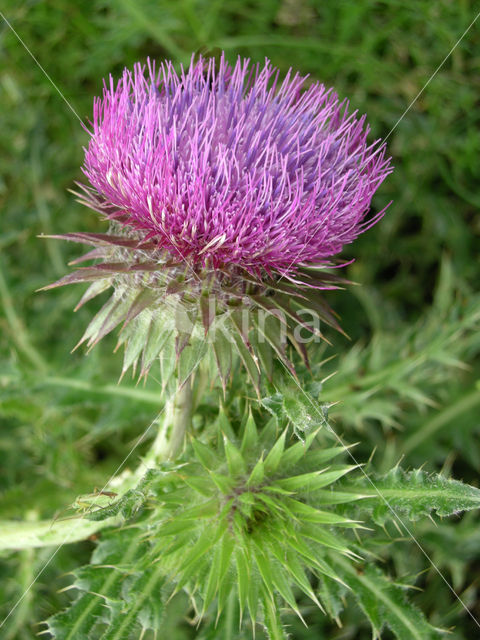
117,311,151,378
270,561,304,622
264,430,286,474
192,439,221,470
344,468,480,524
235,546,250,618
279,429,320,467
241,410,258,455
303,445,352,467
224,436,247,477
280,549,323,609
202,537,226,613
300,523,359,556
334,558,444,640
247,458,265,488
251,330,274,381
157,326,176,385
45,528,162,640
283,390,328,434
275,465,357,492
261,591,289,640
209,472,235,494
122,287,158,328
175,525,226,588
282,497,359,526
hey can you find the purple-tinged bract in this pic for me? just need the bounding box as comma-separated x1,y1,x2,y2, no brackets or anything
83,54,392,276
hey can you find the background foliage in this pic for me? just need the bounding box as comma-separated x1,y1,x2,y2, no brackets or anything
0,0,479,638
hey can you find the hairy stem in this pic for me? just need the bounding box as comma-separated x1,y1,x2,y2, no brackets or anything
0,514,122,551
148,375,193,462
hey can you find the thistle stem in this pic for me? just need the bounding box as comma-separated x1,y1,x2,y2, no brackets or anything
149,375,193,462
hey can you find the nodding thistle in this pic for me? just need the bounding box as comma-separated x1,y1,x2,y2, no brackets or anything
42,53,392,390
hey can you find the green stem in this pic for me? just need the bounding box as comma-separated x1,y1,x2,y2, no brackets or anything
147,375,193,463
0,514,122,551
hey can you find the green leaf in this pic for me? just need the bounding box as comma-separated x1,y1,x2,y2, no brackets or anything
230,323,261,396
270,561,303,620
100,565,165,640
261,393,284,421
247,458,265,488
119,311,151,377
192,439,220,470
300,523,358,557
45,528,165,640
279,429,320,468
262,591,288,640
303,445,352,467
235,546,250,616
224,436,247,477
335,558,444,640
209,472,235,494
202,538,224,613
252,543,275,598
182,475,213,496
345,468,480,524
317,574,347,621
275,465,356,492
264,430,286,475
241,411,258,455
283,498,358,526
280,549,322,608
176,526,225,588
283,391,328,434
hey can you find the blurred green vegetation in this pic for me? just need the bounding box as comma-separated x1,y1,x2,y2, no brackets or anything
0,0,479,638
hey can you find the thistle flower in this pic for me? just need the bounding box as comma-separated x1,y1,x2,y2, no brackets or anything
43,54,392,389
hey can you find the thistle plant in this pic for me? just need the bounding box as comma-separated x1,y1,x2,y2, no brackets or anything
3,52,480,640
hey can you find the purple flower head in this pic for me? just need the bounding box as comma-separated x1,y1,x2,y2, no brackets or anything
83,54,392,277
44,54,393,389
